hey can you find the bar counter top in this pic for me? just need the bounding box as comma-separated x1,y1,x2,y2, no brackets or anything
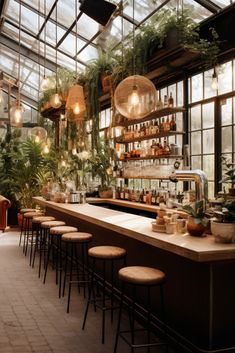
33,196,235,263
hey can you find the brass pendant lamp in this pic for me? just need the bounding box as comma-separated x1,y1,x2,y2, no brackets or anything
10,0,24,128
50,0,62,109
114,0,157,120
66,0,86,122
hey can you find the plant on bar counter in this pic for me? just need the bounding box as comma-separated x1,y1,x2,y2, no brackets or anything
220,156,235,195
179,200,209,227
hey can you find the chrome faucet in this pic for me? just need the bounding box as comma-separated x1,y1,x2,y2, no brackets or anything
169,169,208,205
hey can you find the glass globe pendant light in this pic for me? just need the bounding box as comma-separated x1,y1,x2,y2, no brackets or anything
50,1,62,109
31,126,47,143
114,0,157,119
10,0,23,128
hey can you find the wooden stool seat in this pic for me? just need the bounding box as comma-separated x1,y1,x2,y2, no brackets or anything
50,226,78,235
62,232,92,243
20,208,36,214
41,221,66,229
24,211,44,218
118,266,166,286
88,246,126,260
32,216,56,224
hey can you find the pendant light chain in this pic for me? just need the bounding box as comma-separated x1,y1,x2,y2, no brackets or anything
121,0,124,81
38,0,41,113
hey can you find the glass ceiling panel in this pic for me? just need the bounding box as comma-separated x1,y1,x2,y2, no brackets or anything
54,0,76,28
2,22,38,50
212,0,231,7
58,33,87,57
77,44,99,63
40,20,66,47
165,0,213,22
74,14,100,41
94,16,133,51
20,0,55,16
4,0,43,36
123,0,159,23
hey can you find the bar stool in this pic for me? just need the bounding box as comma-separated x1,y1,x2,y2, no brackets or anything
18,208,36,247
22,211,45,256
43,225,78,298
39,220,66,278
114,266,168,353
61,232,93,313
31,216,56,268
82,245,127,344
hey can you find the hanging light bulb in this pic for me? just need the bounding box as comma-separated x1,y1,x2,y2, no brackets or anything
72,147,77,155
128,85,140,106
43,143,50,154
73,102,80,115
41,75,49,91
66,84,86,121
211,69,218,91
50,92,62,109
10,99,23,128
30,126,47,143
61,159,66,167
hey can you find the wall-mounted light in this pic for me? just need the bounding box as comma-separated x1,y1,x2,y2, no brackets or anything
79,0,117,26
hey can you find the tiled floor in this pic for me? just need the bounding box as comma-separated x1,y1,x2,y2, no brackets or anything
0,229,174,353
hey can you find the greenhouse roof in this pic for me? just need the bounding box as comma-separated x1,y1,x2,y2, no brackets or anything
0,0,233,107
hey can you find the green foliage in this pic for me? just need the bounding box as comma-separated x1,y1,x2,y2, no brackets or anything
210,200,235,223
220,156,235,186
179,200,209,226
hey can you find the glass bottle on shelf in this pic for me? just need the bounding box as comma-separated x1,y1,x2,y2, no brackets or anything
170,114,177,131
164,95,168,107
164,116,170,132
160,118,165,132
120,183,124,199
168,92,174,107
157,98,164,110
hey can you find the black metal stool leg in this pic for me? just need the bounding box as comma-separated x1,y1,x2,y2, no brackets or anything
160,284,169,353
63,242,68,297
82,258,95,330
43,233,52,284
113,282,124,353
67,243,74,313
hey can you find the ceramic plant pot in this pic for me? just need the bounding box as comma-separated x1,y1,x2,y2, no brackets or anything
211,220,235,243
187,216,206,237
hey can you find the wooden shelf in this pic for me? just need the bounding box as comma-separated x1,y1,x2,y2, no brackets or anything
117,155,183,161
122,107,185,127
116,131,185,144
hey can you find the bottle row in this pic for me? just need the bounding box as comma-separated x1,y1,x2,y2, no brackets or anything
157,92,174,110
119,138,182,159
121,115,177,141
114,184,177,208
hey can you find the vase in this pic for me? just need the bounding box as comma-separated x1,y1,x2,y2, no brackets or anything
187,216,206,237
211,220,235,243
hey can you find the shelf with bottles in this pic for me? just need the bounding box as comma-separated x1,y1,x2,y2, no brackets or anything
122,107,185,127
116,110,184,144
116,130,184,144
117,155,183,161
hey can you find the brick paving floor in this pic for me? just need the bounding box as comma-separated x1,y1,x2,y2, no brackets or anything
0,230,174,353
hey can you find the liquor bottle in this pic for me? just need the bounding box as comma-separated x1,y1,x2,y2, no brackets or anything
157,98,164,110
120,183,124,199
124,186,129,200
164,116,170,132
143,189,147,203
115,186,120,199
160,118,165,132
154,120,159,134
168,92,174,107
151,140,156,156
170,114,177,131
164,95,168,107
151,190,156,205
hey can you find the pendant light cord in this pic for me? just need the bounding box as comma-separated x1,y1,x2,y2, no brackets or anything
43,0,46,78
75,0,78,75
55,1,58,93
38,0,40,113
18,0,22,100
121,0,124,81
132,0,135,76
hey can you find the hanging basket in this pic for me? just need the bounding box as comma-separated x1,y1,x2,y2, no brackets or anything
101,73,112,94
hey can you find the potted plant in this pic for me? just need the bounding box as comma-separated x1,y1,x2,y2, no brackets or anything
89,138,115,198
220,156,235,196
210,199,235,243
179,200,209,237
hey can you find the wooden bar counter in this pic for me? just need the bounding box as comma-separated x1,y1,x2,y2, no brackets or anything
33,196,235,353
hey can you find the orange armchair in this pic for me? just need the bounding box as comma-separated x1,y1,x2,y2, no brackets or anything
0,196,11,232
